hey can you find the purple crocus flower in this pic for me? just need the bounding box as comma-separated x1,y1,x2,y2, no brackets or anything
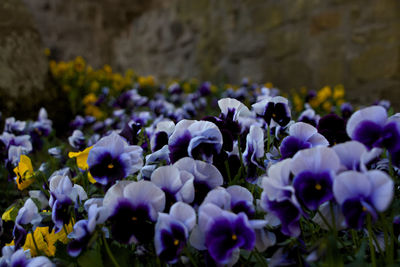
280,122,328,159
260,159,302,237
291,146,340,210
333,170,393,229
103,180,165,244
87,132,143,186
243,125,265,182
154,202,196,263
173,157,223,205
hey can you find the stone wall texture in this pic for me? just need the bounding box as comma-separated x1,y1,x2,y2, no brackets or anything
0,0,49,116
23,0,400,107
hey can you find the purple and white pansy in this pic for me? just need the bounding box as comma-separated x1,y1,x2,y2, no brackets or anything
87,132,143,186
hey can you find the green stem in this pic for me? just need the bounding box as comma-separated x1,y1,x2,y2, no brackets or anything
225,160,232,183
254,249,269,267
388,152,394,178
102,234,121,267
329,202,337,238
63,224,69,238
367,215,377,267
267,125,271,152
30,230,42,256
184,247,198,267
316,210,334,232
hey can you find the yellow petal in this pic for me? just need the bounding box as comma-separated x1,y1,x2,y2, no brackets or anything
1,206,15,221
69,146,93,170
14,155,34,191
88,172,97,184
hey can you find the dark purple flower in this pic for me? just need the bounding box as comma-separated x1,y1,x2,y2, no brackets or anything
293,171,333,210
340,102,353,120
280,122,328,159
317,114,350,146
173,157,223,206
205,212,255,264
253,97,291,127
291,147,340,211
168,120,222,163
87,133,143,186
155,202,195,263
243,125,264,182
103,180,165,244
333,170,393,229
119,121,142,146
260,159,302,237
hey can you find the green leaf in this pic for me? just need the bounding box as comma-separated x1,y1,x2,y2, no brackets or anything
78,248,104,267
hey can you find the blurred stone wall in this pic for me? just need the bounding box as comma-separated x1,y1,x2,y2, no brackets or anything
0,0,49,116
23,0,400,107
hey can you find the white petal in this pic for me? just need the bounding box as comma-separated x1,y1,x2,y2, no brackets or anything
346,106,387,138
333,171,371,204
170,202,196,231
367,170,394,212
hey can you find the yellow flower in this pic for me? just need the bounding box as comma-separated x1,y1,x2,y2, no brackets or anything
69,146,96,184
2,206,15,221
125,69,135,78
211,85,218,93
23,219,74,257
85,105,104,119
68,146,92,170
103,64,112,74
322,101,332,112
293,93,303,112
83,93,98,106
44,48,51,57
74,56,86,72
264,82,273,88
333,84,345,100
183,82,191,93
62,85,71,92
90,81,100,92
13,155,34,190
138,75,155,87
23,227,56,257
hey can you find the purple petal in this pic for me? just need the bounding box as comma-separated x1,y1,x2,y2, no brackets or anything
346,106,387,139
293,171,333,210
333,171,371,205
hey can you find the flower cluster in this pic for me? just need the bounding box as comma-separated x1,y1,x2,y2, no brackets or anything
0,69,399,266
